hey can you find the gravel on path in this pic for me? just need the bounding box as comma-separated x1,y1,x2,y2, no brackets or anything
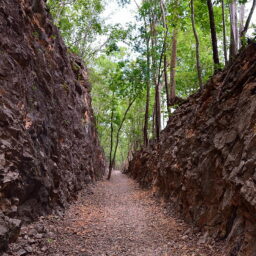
7,171,224,256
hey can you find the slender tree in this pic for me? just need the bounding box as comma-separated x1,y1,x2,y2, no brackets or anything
239,4,245,35
221,0,228,64
149,1,161,141
240,0,256,44
207,0,220,70
164,55,170,115
160,0,171,115
191,0,203,89
108,100,114,180
108,98,136,180
144,35,151,146
170,29,178,103
230,0,239,58
154,80,161,141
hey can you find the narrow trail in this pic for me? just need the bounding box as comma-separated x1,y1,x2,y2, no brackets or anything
8,171,223,256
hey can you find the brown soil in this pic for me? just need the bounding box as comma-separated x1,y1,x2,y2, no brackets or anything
7,171,224,256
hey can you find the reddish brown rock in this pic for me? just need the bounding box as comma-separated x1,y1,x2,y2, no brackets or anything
126,44,256,256
0,0,105,251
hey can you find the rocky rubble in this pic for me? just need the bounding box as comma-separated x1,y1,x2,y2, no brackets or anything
126,43,256,256
0,0,105,252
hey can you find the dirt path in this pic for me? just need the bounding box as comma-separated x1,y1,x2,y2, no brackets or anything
7,171,223,256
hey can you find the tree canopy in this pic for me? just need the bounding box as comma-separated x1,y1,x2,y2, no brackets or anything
47,0,256,177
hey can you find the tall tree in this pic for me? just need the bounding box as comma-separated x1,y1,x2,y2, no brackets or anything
149,0,161,141
160,0,171,115
166,0,181,106
221,0,228,65
154,77,162,141
163,54,170,114
108,102,115,180
191,0,203,89
239,4,245,35
170,29,178,103
144,35,151,146
142,1,152,146
207,0,220,70
230,0,239,58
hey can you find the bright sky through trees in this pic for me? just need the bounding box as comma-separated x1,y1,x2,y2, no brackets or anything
103,0,255,33
103,0,140,26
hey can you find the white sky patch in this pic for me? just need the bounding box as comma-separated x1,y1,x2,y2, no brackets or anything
103,0,140,27
102,0,255,34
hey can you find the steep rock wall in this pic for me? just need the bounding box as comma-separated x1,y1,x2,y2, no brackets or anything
0,0,105,251
126,44,256,256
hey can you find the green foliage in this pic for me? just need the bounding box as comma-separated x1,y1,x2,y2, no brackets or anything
90,48,147,164
48,0,255,167
47,0,105,60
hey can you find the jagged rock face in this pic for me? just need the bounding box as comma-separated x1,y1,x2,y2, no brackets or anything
126,44,256,256
0,0,105,250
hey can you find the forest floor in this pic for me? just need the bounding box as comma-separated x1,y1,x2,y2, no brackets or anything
7,171,224,256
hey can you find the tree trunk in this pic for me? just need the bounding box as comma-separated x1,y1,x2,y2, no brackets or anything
155,81,161,141
221,0,228,65
135,0,151,147
207,0,220,70
107,105,114,180
152,103,155,140
143,75,150,147
191,0,203,89
150,14,161,141
230,0,239,59
164,55,170,115
238,4,245,48
160,0,170,116
239,4,245,35
240,0,256,44
170,29,178,104
108,98,136,180
143,35,151,146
